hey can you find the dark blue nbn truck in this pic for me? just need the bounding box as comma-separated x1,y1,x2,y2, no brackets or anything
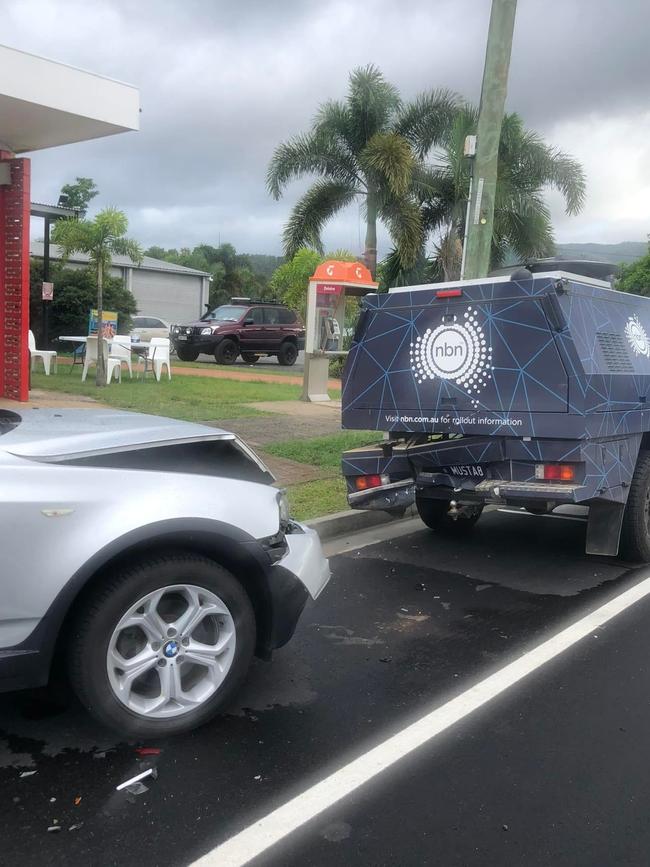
341,261,650,561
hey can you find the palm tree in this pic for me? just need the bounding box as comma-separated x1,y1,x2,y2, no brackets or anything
267,65,459,277
52,207,143,385
382,107,586,285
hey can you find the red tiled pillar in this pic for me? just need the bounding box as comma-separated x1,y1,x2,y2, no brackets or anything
0,155,30,401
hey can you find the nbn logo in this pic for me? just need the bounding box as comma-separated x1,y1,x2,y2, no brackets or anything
435,342,463,358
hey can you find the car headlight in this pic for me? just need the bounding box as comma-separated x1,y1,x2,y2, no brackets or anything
201,327,212,335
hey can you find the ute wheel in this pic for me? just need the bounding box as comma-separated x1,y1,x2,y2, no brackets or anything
278,341,298,366
619,449,650,562
215,339,238,365
416,497,483,533
176,347,200,362
241,352,260,364
68,553,255,737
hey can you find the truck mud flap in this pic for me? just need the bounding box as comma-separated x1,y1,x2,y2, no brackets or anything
585,500,625,557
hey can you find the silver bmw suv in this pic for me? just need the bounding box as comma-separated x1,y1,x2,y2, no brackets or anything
0,408,329,736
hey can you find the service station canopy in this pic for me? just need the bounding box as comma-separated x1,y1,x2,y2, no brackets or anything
0,44,140,153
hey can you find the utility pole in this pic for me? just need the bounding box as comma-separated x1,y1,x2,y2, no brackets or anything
462,0,517,280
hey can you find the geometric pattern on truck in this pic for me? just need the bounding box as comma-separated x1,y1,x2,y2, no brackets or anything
342,274,650,503
342,275,650,441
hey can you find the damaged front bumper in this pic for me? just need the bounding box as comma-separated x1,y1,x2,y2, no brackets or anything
263,522,330,651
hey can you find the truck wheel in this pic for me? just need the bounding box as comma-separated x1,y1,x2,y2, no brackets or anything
416,497,483,534
215,339,238,365
619,449,650,561
278,341,298,366
176,347,199,362
68,553,255,737
241,352,260,364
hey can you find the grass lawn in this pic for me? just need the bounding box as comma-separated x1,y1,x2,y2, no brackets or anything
265,430,379,468
31,368,303,421
286,477,349,521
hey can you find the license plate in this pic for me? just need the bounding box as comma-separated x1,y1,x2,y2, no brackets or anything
176,335,187,340
441,464,487,479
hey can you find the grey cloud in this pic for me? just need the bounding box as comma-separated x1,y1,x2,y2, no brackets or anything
5,0,650,256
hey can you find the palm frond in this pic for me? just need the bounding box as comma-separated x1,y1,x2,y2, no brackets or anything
267,132,360,199
379,196,423,269
361,133,413,196
347,65,401,148
282,180,358,259
396,89,461,157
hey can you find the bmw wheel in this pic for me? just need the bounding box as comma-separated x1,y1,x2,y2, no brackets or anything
68,553,255,736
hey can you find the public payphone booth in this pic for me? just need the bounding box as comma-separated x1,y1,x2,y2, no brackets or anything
301,260,377,402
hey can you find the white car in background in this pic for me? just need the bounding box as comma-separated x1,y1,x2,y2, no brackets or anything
130,315,171,344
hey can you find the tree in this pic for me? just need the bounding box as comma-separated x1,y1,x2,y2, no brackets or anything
617,238,650,296
52,208,143,385
383,108,586,285
267,65,459,277
58,177,99,217
269,248,358,318
29,261,137,344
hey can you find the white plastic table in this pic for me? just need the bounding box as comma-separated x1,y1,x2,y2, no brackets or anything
58,336,152,377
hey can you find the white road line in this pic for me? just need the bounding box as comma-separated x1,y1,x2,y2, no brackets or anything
192,571,650,867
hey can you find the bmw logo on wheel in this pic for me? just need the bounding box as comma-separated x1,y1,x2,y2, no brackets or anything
163,640,179,658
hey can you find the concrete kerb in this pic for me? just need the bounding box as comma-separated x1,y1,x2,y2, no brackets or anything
307,504,418,542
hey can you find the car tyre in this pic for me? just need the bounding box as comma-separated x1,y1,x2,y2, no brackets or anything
215,339,239,365
619,449,650,561
241,352,260,364
68,553,256,737
278,341,298,366
416,497,483,533
176,347,200,362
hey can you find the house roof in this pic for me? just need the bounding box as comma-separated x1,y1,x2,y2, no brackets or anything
30,241,212,277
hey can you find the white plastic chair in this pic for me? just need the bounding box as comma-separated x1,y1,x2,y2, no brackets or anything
109,335,133,379
28,330,57,375
142,337,171,382
82,336,122,383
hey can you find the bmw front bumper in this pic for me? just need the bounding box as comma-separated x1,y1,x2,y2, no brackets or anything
264,523,330,650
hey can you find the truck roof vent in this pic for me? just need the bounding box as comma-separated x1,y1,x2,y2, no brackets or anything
596,332,634,373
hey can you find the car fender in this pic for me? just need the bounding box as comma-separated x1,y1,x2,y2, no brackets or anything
3,517,275,690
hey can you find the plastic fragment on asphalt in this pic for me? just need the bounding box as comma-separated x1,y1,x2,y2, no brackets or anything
49,797,56,803
116,767,156,791
125,781,149,796
254,775,262,781
20,770,37,778
68,823,84,832
135,747,161,756
47,826,62,833
74,796,82,806
379,656,393,663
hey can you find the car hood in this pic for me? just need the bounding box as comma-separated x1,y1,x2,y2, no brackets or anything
0,408,232,460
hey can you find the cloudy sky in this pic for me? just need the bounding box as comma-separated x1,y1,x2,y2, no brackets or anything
4,0,650,258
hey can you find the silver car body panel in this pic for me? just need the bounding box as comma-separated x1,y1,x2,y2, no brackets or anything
0,409,329,652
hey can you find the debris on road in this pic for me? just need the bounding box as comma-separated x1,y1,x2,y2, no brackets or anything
135,747,161,757
125,781,149,796
74,796,82,806
116,767,157,792
19,770,37,778
47,825,62,834
68,823,84,832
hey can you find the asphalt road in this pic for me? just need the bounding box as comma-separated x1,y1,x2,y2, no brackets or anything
2,508,650,865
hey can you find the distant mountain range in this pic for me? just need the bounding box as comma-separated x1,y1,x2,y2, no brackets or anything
555,242,647,265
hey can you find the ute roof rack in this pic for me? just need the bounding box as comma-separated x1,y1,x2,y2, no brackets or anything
229,297,286,306
489,258,618,283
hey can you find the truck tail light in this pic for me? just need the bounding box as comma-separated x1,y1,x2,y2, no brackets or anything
355,474,389,491
436,288,463,299
534,464,576,482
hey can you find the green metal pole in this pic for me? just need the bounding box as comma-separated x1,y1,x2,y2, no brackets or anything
462,0,517,280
